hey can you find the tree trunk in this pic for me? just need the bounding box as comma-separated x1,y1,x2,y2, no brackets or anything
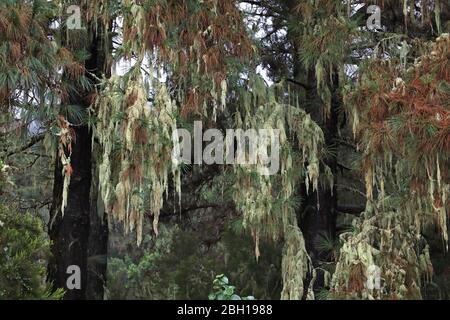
48,23,110,300
86,146,109,300
48,124,92,300
301,90,338,264
292,55,339,291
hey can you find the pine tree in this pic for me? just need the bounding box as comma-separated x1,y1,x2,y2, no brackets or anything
1,0,448,300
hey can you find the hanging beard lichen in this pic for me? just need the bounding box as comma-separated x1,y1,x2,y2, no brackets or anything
281,225,316,300
56,115,74,217
336,34,450,299
95,72,180,245
331,200,434,300
119,0,252,119
88,0,253,245
232,76,330,300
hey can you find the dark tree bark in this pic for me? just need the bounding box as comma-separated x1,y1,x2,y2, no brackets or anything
48,22,111,300
84,23,111,301
86,146,109,300
48,123,92,300
300,73,339,264
285,35,337,247
291,52,339,292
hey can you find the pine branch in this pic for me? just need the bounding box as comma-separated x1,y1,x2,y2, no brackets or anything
285,78,313,90
5,134,45,158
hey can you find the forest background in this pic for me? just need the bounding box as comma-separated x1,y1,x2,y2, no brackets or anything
0,0,449,300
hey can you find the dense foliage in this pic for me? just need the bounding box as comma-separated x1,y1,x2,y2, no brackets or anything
0,0,449,300
0,205,63,299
